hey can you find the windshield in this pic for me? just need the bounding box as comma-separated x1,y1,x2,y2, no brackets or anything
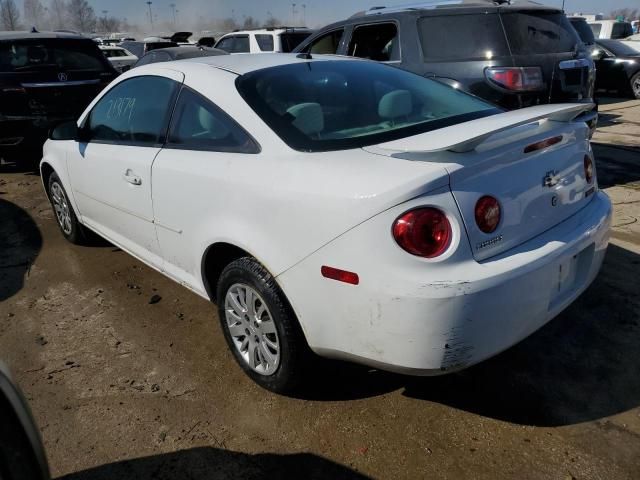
236,60,499,152
0,39,110,72
502,12,581,54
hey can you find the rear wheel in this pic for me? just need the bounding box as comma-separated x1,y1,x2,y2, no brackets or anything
631,72,640,99
48,172,86,244
216,257,309,394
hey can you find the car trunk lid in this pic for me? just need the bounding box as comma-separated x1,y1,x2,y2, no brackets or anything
364,103,597,261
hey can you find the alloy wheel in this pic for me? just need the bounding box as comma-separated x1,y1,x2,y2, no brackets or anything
50,182,72,235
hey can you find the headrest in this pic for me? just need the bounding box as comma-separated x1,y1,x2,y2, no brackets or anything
378,90,412,119
287,102,324,136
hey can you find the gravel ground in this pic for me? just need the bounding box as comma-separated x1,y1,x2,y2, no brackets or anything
1,98,639,480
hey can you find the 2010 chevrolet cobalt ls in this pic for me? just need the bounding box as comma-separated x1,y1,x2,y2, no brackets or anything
41,54,612,393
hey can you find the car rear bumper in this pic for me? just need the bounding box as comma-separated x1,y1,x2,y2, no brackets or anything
278,190,612,375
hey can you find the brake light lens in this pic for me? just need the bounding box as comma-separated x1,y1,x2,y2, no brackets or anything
524,136,563,154
485,67,544,92
584,155,594,184
392,208,452,258
475,196,501,234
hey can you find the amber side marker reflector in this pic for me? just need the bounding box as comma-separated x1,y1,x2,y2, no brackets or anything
321,266,359,285
524,136,563,154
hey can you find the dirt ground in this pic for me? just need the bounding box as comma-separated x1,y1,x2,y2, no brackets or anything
1,98,639,480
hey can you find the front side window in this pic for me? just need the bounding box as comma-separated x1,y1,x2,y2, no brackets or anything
85,76,178,146
233,36,250,53
306,29,344,54
280,32,311,52
236,60,498,152
167,86,259,153
215,36,234,52
255,34,275,52
347,23,399,61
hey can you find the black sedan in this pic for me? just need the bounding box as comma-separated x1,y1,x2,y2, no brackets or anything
133,45,227,68
594,40,640,99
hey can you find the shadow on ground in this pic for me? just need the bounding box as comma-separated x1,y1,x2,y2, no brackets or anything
59,447,369,480
0,199,42,301
300,244,640,427
592,143,640,189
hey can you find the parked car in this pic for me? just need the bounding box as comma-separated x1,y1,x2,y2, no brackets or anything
41,54,611,393
0,31,118,163
589,19,634,39
99,45,138,72
133,45,227,67
120,39,178,59
293,1,597,115
215,27,312,54
569,17,596,49
593,40,640,98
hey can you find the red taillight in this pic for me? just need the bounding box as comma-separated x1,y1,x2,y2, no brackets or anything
392,208,451,258
475,196,501,234
485,67,544,92
584,155,594,184
524,136,563,154
321,266,359,285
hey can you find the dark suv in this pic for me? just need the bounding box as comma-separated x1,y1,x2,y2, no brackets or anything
294,0,596,112
0,31,117,162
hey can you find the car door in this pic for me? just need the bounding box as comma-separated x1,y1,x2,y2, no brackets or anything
66,70,183,268
151,85,260,290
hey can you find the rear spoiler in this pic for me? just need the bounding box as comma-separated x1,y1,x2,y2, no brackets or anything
373,103,596,154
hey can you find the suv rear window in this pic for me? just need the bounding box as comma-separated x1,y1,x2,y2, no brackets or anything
611,22,633,39
501,12,580,54
419,14,509,61
280,33,311,52
0,39,110,73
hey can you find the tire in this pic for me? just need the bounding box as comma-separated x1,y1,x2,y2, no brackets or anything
216,257,310,394
48,172,86,244
631,73,640,100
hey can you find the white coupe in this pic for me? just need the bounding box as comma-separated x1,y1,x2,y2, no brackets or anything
41,54,612,393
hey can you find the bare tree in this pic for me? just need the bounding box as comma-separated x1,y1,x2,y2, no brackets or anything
66,0,95,32
49,0,67,29
0,0,21,30
97,14,120,33
242,15,258,29
609,8,640,20
265,16,283,28
23,0,45,28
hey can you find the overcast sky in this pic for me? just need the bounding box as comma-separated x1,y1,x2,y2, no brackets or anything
88,0,640,28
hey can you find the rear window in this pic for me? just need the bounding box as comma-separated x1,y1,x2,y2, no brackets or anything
236,60,498,152
255,34,274,52
570,19,596,45
419,14,509,61
501,12,580,54
280,32,311,52
104,49,127,58
612,22,633,39
0,39,109,73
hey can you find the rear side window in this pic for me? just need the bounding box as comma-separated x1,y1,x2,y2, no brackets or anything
501,12,580,54
167,87,259,153
255,34,274,52
0,39,109,73
305,29,344,54
419,14,509,61
280,32,311,52
347,23,399,61
85,76,178,146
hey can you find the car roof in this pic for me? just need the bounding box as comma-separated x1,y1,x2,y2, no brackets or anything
223,27,312,36
0,30,89,41
154,46,228,59
164,52,358,75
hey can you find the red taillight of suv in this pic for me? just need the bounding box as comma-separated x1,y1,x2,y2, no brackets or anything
485,67,544,92
475,196,501,234
584,155,594,184
392,208,452,258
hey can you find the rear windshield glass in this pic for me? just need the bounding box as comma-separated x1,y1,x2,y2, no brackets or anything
280,32,311,52
419,14,509,61
501,12,580,54
0,39,109,73
570,19,596,44
611,22,633,39
236,60,498,152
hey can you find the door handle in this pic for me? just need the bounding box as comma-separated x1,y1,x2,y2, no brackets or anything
123,169,142,186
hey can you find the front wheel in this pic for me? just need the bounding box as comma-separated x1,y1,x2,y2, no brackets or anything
216,257,309,394
631,72,640,99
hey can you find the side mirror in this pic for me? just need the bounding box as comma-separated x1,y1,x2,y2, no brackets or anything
591,49,606,60
49,121,79,141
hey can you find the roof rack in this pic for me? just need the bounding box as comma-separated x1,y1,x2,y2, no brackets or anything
361,0,542,16
231,26,311,33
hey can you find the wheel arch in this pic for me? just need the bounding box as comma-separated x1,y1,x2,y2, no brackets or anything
201,242,256,302
40,162,55,198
